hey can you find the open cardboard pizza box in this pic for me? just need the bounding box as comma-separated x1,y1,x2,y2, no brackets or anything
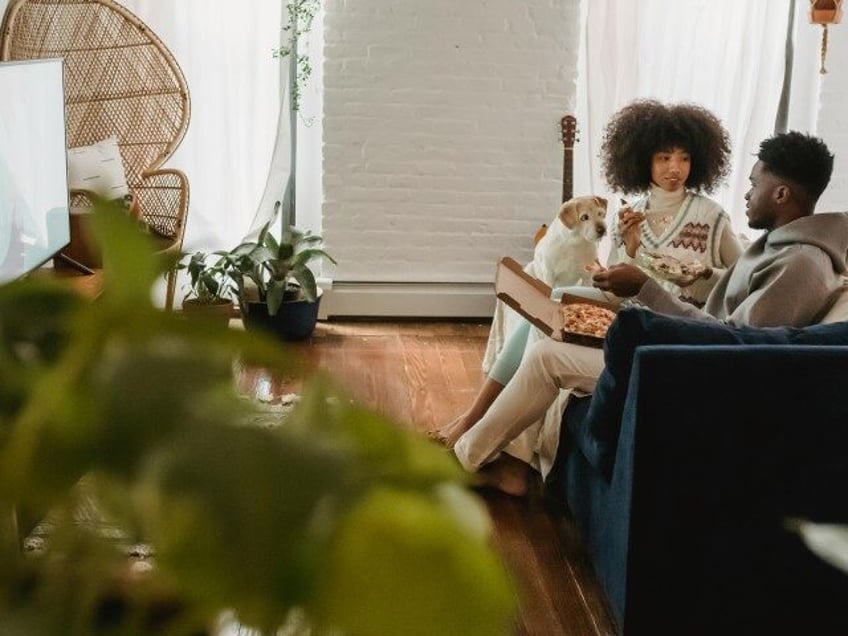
494,257,617,348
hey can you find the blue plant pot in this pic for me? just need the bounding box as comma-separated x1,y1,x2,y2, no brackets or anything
241,292,321,341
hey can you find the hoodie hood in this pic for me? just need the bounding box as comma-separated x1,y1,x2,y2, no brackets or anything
767,212,848,274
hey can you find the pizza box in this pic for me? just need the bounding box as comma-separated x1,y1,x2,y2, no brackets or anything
494,257,617,348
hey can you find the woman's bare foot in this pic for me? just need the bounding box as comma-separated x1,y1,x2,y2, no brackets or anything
428,377,506,448
428,413,475,448
476,454,531,497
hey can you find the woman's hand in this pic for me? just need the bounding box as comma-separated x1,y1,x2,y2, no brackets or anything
617,206,645,258
592,263,650,297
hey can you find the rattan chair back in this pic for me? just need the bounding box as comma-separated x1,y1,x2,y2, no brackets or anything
0,0,191,307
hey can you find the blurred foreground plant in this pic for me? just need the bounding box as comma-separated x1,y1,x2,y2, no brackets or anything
0,201,515,635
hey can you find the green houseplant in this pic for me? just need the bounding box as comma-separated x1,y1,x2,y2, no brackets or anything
175,250,237,325
0,202,515,635
228,201,336,340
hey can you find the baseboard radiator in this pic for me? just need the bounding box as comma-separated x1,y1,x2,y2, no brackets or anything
317,280,496,319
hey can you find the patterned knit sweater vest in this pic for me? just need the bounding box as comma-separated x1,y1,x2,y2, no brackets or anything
611,186,731,307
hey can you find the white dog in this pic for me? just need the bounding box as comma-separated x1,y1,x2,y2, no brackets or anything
482,195,608,373
528,195,608,287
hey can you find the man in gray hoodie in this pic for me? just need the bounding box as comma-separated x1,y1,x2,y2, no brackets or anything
453,131,848,495
593,130,847,326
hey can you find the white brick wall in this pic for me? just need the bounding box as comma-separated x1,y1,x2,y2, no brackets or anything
322,0,581,286
816,25,848,212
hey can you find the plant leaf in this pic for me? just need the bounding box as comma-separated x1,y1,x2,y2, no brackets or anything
290,267,317,302
314,488,515,636
266,283,287,316
788,519,848,574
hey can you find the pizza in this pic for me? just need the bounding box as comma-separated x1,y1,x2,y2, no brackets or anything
639,251,709,285
558,302,617,339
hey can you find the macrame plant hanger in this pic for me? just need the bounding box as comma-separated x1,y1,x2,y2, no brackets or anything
810,0,844,73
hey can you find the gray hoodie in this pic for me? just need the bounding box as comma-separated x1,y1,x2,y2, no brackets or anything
636,212,848,327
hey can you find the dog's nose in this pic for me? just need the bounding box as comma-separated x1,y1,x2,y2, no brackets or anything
597,224,607,237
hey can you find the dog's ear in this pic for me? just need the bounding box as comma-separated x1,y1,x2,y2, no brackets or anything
594,196,608,211
559,199,579,228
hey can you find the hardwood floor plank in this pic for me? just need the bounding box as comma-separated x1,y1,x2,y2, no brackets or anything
487,497,568,635
398,337,434,431
404,343,452,432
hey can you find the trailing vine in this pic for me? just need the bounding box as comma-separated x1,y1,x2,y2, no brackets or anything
273,0,320,112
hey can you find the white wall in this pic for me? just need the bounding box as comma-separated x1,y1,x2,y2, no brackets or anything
816,24,848,211
320,0,580,315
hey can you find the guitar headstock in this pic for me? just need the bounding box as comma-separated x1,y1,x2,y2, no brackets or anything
560,114,578,149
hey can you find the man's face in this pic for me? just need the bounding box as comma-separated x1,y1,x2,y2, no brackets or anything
744,160,780,230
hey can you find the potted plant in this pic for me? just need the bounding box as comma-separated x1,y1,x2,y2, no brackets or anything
228,201,336,341
175,250,236,326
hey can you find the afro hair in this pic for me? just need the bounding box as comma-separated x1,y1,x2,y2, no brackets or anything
600,99,731,195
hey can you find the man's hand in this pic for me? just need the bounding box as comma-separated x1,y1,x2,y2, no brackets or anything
617,206,645,258
592,263,650,297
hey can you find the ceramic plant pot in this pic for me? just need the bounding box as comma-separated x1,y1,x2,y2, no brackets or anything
241,288,322,341
181,298,235,327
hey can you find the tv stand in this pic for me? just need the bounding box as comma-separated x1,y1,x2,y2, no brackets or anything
36,261,104,300
56,252,95,275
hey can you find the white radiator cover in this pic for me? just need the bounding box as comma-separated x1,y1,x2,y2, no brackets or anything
320,281,496,319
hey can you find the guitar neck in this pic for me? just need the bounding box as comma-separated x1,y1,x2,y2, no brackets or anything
562,147,574,203
560,114,577,203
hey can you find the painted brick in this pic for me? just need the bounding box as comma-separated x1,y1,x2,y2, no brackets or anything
322,0,580,283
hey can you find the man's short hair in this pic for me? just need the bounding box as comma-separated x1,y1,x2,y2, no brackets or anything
757,131,834,201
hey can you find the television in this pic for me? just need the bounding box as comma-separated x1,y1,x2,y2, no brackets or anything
0,58,72,285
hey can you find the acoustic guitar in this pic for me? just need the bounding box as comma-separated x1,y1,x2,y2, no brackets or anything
535,114,578,244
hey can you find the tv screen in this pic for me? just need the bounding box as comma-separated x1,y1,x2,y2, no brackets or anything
0,58,71,285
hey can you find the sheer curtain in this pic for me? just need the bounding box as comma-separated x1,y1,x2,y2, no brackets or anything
574,0,821,238
120,1,284,250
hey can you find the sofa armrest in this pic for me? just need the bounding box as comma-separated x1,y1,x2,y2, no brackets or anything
620,344,848,634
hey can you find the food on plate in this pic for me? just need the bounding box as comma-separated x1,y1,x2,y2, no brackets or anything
558,302,617,339
638,250,709,285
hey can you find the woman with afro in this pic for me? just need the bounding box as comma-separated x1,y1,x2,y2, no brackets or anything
603,99,743,307
432,100,742,494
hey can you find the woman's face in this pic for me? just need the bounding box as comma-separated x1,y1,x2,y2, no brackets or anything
650,147,691,192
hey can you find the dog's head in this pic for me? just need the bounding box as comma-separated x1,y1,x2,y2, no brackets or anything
558,195,608,242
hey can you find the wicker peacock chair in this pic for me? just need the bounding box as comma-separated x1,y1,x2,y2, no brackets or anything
0,0,191,309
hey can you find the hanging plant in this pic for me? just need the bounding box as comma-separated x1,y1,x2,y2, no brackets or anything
809,0,844,73
273,0,320,111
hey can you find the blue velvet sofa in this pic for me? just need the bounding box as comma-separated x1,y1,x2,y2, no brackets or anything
545,307,848,634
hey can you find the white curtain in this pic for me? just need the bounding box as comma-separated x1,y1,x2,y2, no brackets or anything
574,0,821,237
243,2,325,242
119,1,284,250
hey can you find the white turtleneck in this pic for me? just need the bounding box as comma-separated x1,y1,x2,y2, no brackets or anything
643,184,686,235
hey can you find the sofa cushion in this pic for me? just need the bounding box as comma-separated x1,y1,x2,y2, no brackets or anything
574,307,848,478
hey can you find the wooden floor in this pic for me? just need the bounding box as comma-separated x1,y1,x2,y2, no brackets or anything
240,319,618,636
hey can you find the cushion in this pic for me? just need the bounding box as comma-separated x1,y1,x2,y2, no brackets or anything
67,136,129,200
821,284,848,324
574,307,848,478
